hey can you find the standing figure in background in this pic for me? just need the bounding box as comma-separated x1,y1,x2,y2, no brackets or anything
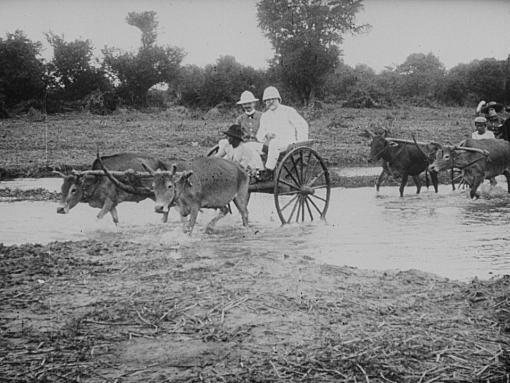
471,116,494,140
487,108,505,138
256,86,309,176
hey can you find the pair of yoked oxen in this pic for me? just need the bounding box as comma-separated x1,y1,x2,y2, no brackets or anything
57,153,249,235
363,129,510,199
57,130,510,234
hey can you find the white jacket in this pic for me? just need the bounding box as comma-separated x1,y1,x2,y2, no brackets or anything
256,104,309,147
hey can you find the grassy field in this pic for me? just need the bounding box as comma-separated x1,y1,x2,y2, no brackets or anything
0,104,476,178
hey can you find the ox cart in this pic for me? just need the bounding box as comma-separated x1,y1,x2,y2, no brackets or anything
208,140,331,224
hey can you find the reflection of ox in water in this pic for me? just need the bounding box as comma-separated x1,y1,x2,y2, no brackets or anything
364,129,440,197
56,153,168,224
100,157,249,235
429,138,510,199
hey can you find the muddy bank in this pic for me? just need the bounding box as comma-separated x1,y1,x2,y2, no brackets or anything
1,239,509,382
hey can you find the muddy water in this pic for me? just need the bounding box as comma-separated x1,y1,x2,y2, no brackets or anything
1,177,510,281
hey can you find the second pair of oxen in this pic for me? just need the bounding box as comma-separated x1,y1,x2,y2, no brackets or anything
365,129,440,196
98,156,250,234
429,138,510,199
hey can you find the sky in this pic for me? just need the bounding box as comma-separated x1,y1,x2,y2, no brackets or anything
1,0,509,73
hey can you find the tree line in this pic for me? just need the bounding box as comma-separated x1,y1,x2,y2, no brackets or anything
0,2,509,118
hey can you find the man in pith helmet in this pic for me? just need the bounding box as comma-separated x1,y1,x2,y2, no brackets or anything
256,86,309,175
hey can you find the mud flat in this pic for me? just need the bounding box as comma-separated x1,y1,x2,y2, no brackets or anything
1,238,509,382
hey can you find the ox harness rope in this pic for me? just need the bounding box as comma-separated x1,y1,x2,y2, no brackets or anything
450,150,489,188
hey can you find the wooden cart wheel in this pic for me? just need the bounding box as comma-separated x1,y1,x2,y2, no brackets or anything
274,147,331,224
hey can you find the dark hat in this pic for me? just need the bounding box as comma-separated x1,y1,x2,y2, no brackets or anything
481,101,504,114
223,124,244,141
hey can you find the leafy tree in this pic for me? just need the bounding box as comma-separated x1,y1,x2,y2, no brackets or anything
441,63,471,105
173,64,206,107
175,56,266,108
0,30,46,109
504,54,510,104
46,33,109,101
257,0,366,105
465,58,505,102
395,53,445,102
102,11,185,106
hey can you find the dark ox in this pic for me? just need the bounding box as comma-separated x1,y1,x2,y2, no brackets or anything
101,157,250,235
57,153,167,224
429,138,510,199
366,130,440,197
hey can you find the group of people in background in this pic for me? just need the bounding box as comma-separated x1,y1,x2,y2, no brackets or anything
472,100,508,140
215,86,309,180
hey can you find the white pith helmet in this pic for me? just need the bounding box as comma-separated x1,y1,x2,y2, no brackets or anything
262,86,281,101
237,91,259,105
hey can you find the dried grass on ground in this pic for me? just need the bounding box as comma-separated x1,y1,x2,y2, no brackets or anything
1,240,509,382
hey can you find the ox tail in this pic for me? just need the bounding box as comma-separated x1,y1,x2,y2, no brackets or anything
96,152,154,197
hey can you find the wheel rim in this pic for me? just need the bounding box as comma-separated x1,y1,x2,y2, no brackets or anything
274,147,330,224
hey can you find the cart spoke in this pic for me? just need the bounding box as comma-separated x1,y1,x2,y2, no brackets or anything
309,193,327,203
279,194,299,212
290,155,303,184
303,150,313,182
278,178,301,191
299,150,305,185
312,184,329,190
303,156,318,184
278,189,302,196
306,195,324,216
304,196,314,221
287,196,300,223
282,164,302,188
307,169,326,187
295,197,302,223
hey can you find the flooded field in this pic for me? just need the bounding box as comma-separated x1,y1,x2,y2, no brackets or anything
1,176,510,281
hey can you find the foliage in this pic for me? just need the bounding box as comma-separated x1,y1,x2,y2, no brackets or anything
45,33,110,105
102,11,185,107
0,30,46,110
175,56,266,108
395,53,446,101
257,0,366,105
126,11,158,49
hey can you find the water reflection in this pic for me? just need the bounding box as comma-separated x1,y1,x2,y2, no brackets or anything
1,179,510,281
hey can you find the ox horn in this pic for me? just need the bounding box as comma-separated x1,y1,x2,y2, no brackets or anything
452,146,490,156
95,152,153,196
363,129,375,138
52,169,66,177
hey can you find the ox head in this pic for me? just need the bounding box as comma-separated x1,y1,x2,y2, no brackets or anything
428,144,489,173
364,129,395,163
143,163,193,214
56,171,98,214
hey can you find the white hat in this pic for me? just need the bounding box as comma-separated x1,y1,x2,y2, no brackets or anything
236,91,259,105
262,86,281,101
